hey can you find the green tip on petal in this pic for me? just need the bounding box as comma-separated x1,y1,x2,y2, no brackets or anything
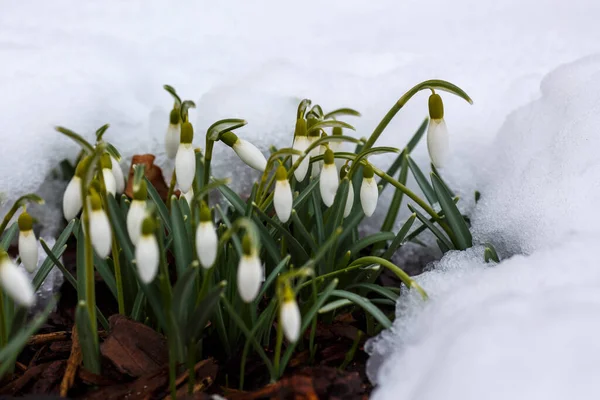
75,156,92,178
18,211,33,231
220,131,239,148
181,122,194,144
89,190,102,211
133,179,148,201
0,250,8,263
294,118,307,138
363,164,374,179
242,233,253,256
332,126,342,136
100,153,112,169
428,93,444,120
275,165,288,181
282,283,295,303
324,149,335,165
141,217,156,235
199,201,212,222
169,107,181,125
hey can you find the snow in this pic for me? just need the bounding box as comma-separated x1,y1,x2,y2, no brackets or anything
366,56,600,400
1,0,600,398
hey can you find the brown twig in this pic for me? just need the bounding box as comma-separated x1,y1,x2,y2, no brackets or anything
59,326,82,397
27,330,107,347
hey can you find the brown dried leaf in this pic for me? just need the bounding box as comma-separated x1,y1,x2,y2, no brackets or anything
60,326,82,397
125,154,170,201
100,315,168,378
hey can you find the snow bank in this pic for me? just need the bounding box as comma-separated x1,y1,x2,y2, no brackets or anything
367,55,600,400
1,0,598,234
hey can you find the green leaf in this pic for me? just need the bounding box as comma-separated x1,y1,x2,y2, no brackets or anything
323,108,362,119
431,173,472,250
290,211,319,255
407,156,437,205
145,177,172,234
55,126,94,153
105,142,122,162
171,265,199,330
32,219,76,291
170,199,193,277
106,195,135,263
408,204,454,251
329,290,392,329
307,120,355,135
163,84,182,105
253,204,310,262
297,99,312,120
292,178,320,210
0,223,18,249
319,299,352,313
93,255,118,300
257,256,291,299
431,163,455,197
218,184,246,215
406,118,428,154
95,124,110,141
187,282,227,340
484,243,500,263
345,283,399,302
0,298,56,378
383,213,416,259
379,152,408,234
207,118,247,141
348,232,395,257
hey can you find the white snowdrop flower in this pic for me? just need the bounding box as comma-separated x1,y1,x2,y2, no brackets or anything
0,250,35,307
195,203,218,269
18,211,38,273
292,118,310,182
427,93,450,169
63,157,90,221
110,156,125,194
100,154,117,196
319,149,339,207
360,164,379,217
274,166,293,223
127,180,147,246
343,180,354,218
88,191,112,258
182,187,194,206
221,132,267,172
280,287,301,343
165,108,181,159
135,217,159,283
175,121,196,193
237,235,263,303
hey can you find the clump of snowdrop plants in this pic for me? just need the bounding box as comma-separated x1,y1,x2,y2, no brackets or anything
1,80,481,393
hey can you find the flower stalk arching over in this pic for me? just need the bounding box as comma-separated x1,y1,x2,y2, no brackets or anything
17,211,38,273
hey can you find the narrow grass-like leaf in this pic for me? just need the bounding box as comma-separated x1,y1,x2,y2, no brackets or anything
408,204,454,251
93,255,118,300
0,298,56,378
106,195,135,263
145,177,172,234
218,185,246,215
319,299,352,313
33,219,76,291
75,301,100,374
346,283,399,302
307,120,355,135
379,152,408,234
323,108,361,119
290,212,318,255
383,213,416,259
253,204,309,261
431,173,472,250
406,118,428,153
257,256,291,299
348,232,395,257
55,126,94,153
170,199,193,277
292,178,320,209
431,163,455,197
187,282,227,340
407,156,437,205
329,290,392,329
0,223,18,249
172,265,199,331
207,119,247,141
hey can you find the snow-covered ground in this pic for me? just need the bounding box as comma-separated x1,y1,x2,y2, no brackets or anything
2,1,600,398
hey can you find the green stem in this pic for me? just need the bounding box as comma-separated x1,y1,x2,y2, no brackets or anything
203,139,215,203
81,206,98,342
111,236,125,314
187,340,196,395
308,278,318,362
169,349,177,399
167,170,177,210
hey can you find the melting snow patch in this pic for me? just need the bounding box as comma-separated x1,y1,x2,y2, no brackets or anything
367,55,600,400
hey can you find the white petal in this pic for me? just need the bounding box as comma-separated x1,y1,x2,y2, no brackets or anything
237,254,263,303
182,188,194,206
343,181,354,218
90,210,112,258
135,235,159,283
19,231,39,273
292,137,310,182
281,300,301,342
274,180,293,223
427,119,450,168
111,156,125,194
319,164,339,207
0,259,35,307
165,123,181,159
126,200,146,245
63,176,82,221
196,221,218,269
360,178,379,217
103,168,117,196
309,138,322,178
234,140,267,172
175,144,196,193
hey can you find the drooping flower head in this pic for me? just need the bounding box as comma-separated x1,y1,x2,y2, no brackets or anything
18,210,38,273
360,164,379,217
63,156,91,221
339,165,354,218
175,121,196,193
135,216,159,284
127,179,147,245
292,117,310,181
274,165,293,223
165,107,181,159
88,189,112,258
280,283,301,343
196,202,218,269
427,93,450,168
100,154,117,196
319,148,339,207
110,155,125,194
237,234,262,303
220,132,267,172
0,250,35,307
